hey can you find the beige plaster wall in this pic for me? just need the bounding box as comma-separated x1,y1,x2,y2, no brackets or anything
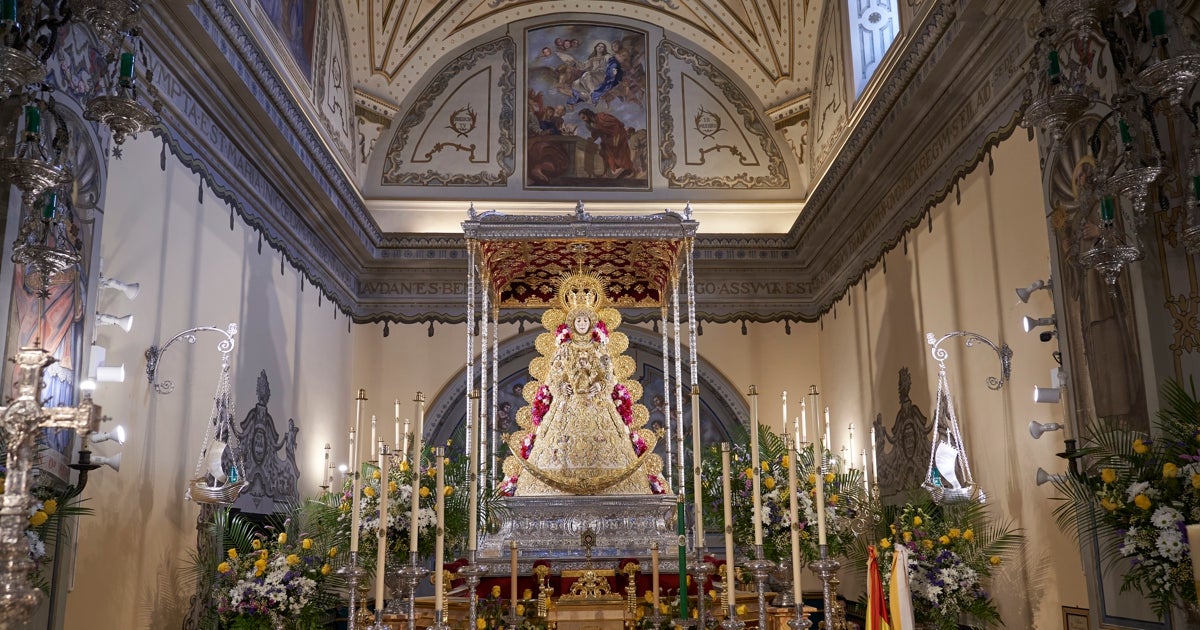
814,133,1088,627
63,134,354,630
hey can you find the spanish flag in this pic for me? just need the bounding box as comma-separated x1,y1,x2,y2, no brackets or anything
889,544,916,630
866,546,891,630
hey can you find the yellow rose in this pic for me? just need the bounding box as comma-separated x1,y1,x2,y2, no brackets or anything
708,589,717,599
962,529,974,541
321,563,332,575
1192,474,1200,490
902,531,912,543
889,524,897,534
824,472,835,483
692,609,699,619
948,528,961,539
445,485,455,497
389,481,399,493
735,604,748,616
427,468,436,478
278,533,287,545
28,510,48,527
492,585,502,598
938,535,950,545
1164,463,1179,478
644,591,654,603
254,558,268,572
686,576,692,586
516,604,525,616
287,554,301,566
255,567,265,577
912,516,923,526
477,618,488,630
1101,468,1117,484
745,467,756,479
328,546,339,558
879,538,891,549
989,556,1002,566
373,469,382,479
420,487,431,498
830,494,840,505
216,560,233,573
302,538,313,550
339,501,351,514
363,486,377,498
251,539,262,550
782,455,791,469
1134,493,1152,510
523,588,533,599
636,608,646,621
763,477,776,491
42,499,57,516
660,604,671,614
922,539,934,551
399,461,410,473
761,461,770,472
227,548,238,559
0,477,4,493
1133,439,1148,454
1100,497,1119,511
259,549,268,559
807,473,816,485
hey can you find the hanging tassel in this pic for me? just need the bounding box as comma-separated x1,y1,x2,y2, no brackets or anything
652,319,659,332
927,213,933,233
518,320,525,333
785,321,791,335
903,234,908,255
428,321,435,337
955,182,961,205
740,320,747,335
697,321,703,336
833,306,837,320
987,150,994,175
160,138,167,171
383,322,390,337
229,206,234,231
882,256,887,273
347,318,351,333
318,292,322,307
257,232,262,254
198,181,204,204
848,291,852,306
300,276,304,292
280,255,284,276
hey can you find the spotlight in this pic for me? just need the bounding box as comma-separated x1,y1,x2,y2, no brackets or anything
1035,467,1064,486
1028,420,1063,439
1022,314,1056,333
96,365,125,383
91,452,121,472
96,313,133,332
1033,386,1062,404
1039,330,1056,342
1016,279,1052,303
99,275,140,300
91,425,126,445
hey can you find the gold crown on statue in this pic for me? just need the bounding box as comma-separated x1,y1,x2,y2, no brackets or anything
556,272,608,313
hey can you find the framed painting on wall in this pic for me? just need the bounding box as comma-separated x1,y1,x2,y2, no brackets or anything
526,23,650,189
256,0,317,80
1062,606,1088,630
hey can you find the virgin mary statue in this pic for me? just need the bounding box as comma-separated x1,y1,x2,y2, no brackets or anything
501,273,668,496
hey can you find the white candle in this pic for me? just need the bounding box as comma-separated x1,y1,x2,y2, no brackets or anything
376,447,389,612
350,389,367,553
800,401,807,444
323,443,331,487
371,415,377,460
468,391,480,551
823,407,831,457
848,423,855,466
781,391,788,437
814,457,828,547
785,437,803,611
748,386,764,547
720,443,736,614
394,399,401,450
510,541,519,612
870,425,879,487
402,418,411,463
434,447,445,614
651,542,660,612
409,393,425,558
691,386,704,549
862,449,870,493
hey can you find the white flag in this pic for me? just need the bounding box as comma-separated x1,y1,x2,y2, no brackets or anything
889,544,916,630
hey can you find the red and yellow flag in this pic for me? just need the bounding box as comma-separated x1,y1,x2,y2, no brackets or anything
866,545,892,630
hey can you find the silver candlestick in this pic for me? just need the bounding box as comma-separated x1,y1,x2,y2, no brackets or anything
646,608,670,630
772,558,796,607
687,549,715,629
505,603,524,630
429,607,451,630
339,551,369,630
808,545,845,630
786,608,813,630
397,552,430,630
367,609,389,630
743,545,775,630
460,550,490,630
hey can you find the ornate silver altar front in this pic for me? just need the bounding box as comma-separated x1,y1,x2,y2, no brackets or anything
476,495,682,572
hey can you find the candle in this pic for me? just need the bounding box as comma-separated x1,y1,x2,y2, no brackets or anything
394,399,401,450
348,427,356,475
350,389,367,553
376,447,390,612
1188,524,1200,603
861,449,870,494
119,51,135,81
781,391,788,436
848,423,855,466
468,391,480,551
800,401,807,444
823,407,831,458
378,439,384,467
370,415,377,460
748,386,764,547
409,393,425,558
651,542,660,612
24,104,39,134
323,443,331,487
434,447,446,614
676,495,690,619
510,541,519,613
785,437,803,610
720,443,736,615
870,425,879,487
402,418,411,462
690,386,704,549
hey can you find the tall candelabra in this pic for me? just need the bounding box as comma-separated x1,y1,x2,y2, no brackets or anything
396,551,430,630
743,546,775,630
0,348,105,630
808,545,846,630
687,550,715,629
337,551,369,630
460,550,489,630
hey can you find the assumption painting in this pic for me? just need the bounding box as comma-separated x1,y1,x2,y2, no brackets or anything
526,24,649,189
257,0,317,80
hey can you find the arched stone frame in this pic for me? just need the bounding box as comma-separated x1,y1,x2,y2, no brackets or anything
425,323,750,494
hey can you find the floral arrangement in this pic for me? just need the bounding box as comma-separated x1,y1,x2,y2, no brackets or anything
0,469,89,594
315,445,472,567
210,509,340,630
697,425,865,564
852,500,1021,630
1049,379,1200,617
477,584,547,630
630,575,722,628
